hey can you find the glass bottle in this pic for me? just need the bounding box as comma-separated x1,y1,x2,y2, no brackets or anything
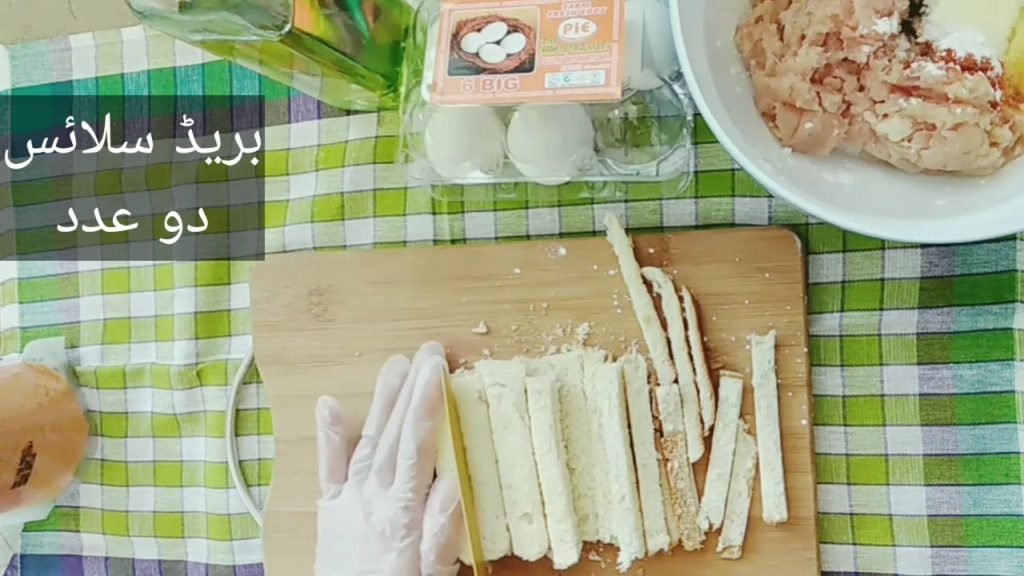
125,0,414,111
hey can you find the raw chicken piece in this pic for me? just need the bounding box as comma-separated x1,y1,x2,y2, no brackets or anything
735,0,1024,175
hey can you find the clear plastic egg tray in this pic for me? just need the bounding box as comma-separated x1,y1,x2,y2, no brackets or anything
398,0,696,200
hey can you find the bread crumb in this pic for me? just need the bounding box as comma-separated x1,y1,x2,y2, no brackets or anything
800,419,808,426
608,269,617,276
593,264,599,270
744,299,750,304
586,551,602,562
575,322,592,345
529,304,535,312
513,267,522,275
482,348,492,358
647,247,655,254
510,325,519,332
472,321,489,335
616,308,623,314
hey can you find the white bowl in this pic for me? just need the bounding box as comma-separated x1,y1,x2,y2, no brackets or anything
669,0,1024,244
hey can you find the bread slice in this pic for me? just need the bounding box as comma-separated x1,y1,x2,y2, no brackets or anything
681,285,715,435
540,351,603,542
582,348,615,543
697,371,745,532
477,359,549,561
524,367,583,569
450,370,512,562
641,267,705,463
717,422,758,560
602,212,677,387
588,362,646,571
654,384,704,551
620,351,671,555
750,330,789,525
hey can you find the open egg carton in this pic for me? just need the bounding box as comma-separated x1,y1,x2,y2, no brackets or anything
398,0,696,200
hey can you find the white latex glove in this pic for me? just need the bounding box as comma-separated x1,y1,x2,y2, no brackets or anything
315,341,464,576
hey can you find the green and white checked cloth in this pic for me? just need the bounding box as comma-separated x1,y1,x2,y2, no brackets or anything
2,24,1024,576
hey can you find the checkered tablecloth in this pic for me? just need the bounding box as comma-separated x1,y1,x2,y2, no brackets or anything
2,24,1023,576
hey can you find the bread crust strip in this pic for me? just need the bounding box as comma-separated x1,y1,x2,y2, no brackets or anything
641,267,706,463
750,330,789,525
602,213,676,387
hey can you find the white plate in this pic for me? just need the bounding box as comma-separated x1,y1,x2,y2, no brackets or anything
669,0,1024,244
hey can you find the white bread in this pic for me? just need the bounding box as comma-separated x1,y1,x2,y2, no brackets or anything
602,212,677,387
641,267,705,463
681,285,716,435
449,370,512,562
524,367,583,569
717,422,758,560
750,330,789,525
698,371,744,532
477,360,549,561
654,385,704,551
620,351,671,555
588,362,646,571
582,348,615,543
539,352,603,542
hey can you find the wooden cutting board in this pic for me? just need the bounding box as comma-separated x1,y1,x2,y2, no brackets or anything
251,226,818,576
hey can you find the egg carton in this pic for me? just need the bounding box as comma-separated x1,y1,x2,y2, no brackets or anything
397,0,696,199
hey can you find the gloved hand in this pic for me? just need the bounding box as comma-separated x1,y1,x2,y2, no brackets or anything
315,341,464,576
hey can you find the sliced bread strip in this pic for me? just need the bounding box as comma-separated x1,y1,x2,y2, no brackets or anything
525,367,582,569
450,370,512,562
641,267,705,463
621,351,671,555
680,285,716,435
697,371,744,532
658,460,682,547
588,362,646,571
750,330,789,525
538,352,602,542
602,212,677,387
477,359,549,561
654,385,704,551
717,422,758,560
582,348,615,543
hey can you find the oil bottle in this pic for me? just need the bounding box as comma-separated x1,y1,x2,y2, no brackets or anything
125,0,413,111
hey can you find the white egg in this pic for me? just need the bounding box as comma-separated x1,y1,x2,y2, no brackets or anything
478,43,508,65
506,104,596,185
479,21,509,43
424,107,506,179
500,32,527,55
459,31,486,54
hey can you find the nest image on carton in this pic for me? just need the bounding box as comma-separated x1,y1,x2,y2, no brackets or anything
449,12,537,76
